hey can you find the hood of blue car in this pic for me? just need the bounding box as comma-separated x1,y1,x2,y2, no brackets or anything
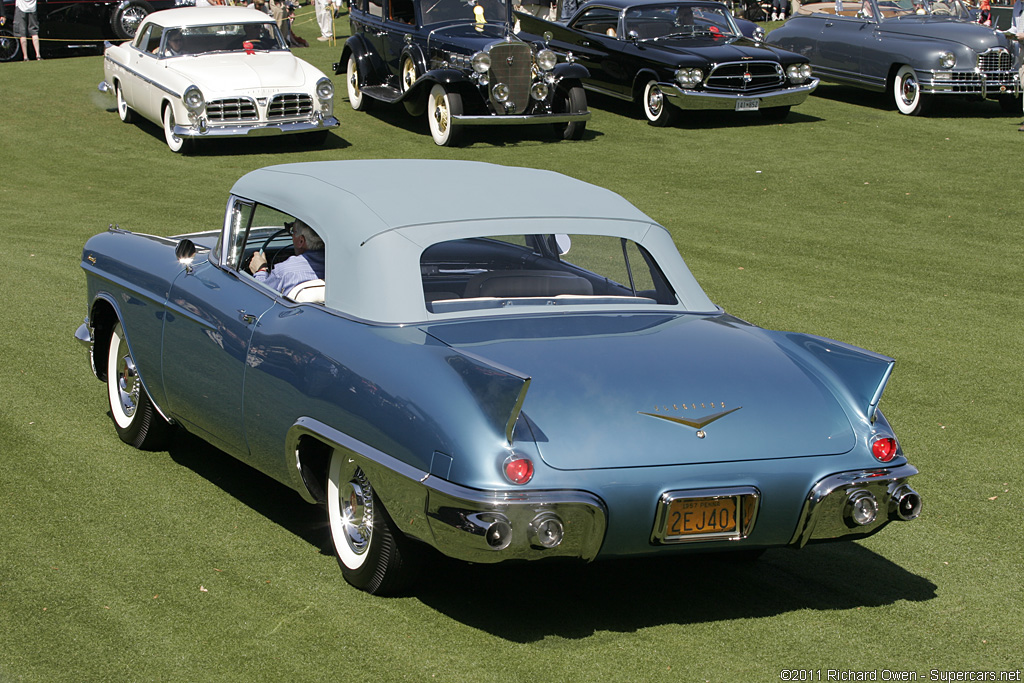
423,313,858,470
878,17,1007,48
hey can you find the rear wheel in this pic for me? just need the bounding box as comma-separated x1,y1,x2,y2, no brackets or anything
642,79,677,127
107,322,172,450
346,54,372,111
552,82,587,140
0,27,21,62
893,65,929,116
110,0,153,40
327,453,418,595
427,83,462,146
115,82,135,123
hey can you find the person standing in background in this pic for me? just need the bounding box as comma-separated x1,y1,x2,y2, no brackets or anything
13,0,41,61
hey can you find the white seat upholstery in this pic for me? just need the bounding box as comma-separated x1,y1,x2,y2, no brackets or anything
287,279,326,303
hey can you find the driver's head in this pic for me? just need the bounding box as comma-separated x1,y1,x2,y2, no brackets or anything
288,220,324,253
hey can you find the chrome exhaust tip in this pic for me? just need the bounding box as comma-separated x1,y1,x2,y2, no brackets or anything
889,485,922,521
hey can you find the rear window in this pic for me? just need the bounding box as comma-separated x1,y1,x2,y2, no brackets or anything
420,234,677,313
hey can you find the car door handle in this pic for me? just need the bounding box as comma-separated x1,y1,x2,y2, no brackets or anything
579,40,591,46
824,21,834,26
239,310,258,325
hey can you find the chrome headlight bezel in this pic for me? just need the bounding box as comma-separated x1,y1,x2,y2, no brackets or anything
536,48,557,71
315,77,335,101
183,85,205,112
472,51,491,73
938,51,956,69
786,63,813,84
674,67,704,88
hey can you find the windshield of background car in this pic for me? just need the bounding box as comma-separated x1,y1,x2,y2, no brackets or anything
835,0,969,18
623,3,738,40
158,22,288,58
420,234,678,313
420,0,509,26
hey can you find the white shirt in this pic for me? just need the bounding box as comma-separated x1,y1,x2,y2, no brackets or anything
15,0,38,13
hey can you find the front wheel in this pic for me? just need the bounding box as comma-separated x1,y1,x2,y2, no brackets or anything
327,454,418,595
427,83,462,146
346,54,372,111
162,104,189,153
893,65,929,116
107,322,172,450
0,27,22,62
642,79,677,127
552,82,587,140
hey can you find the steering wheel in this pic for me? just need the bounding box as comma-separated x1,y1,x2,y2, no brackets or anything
256,227,293,272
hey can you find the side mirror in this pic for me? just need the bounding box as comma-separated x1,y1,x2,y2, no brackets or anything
175,238,197,272
543,30,553,45
627,30,640,43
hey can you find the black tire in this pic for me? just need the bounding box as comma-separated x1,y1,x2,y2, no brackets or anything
110,0,153,40
759,105,790,121
106,322,172,450
0,27,21,62
642,79,678,127
552,82,587,140
327,454,418,595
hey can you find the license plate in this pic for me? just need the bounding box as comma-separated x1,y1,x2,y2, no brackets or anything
735,99,760,112
667,497,737,537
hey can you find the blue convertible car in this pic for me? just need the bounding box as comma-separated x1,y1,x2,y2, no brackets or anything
76,160,921,595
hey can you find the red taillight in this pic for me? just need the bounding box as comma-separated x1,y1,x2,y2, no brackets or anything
872,437,897,463
504,456,534,485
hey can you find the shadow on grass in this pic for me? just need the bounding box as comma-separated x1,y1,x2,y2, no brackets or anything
585,90,825,127
129,117,353,155
811,82,1020,120
164,429,936,642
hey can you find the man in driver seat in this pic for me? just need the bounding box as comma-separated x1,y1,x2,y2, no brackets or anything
248,219,326,294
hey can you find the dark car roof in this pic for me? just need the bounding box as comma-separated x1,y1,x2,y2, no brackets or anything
573,0,733,11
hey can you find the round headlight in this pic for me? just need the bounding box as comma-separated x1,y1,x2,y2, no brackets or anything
316,77,334,101
530,82,549,100
537,48,557,71
786,63,809,83
801,63,813,80
183,85,205,112
472,51,491,73
939,51,956,69
492,82,510,102
674,68,703,88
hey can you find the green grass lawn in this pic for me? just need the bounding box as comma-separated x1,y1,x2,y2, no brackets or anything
1,11,1022,681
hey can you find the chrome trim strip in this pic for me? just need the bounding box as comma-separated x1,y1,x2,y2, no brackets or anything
172,116,340,138
789,464,920,547
450,111,592,125
104,55,180,98
662,78,819,110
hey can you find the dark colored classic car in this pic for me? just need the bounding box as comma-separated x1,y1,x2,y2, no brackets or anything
517,0,819,125
75,160,922,596
767,0,1022,115
333,0,591,145
0,0,190,60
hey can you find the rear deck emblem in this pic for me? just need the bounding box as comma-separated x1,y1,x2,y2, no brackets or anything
639,406,742,430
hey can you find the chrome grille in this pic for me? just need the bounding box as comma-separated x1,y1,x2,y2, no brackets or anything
487,42,533,115
206,97,257,122
268,93,314,118
978,48,1011,72
704,61,785,94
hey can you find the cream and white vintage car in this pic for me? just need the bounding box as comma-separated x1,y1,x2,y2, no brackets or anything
100,7,339,152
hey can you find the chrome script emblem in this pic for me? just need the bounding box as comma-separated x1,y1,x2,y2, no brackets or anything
639,404,742,430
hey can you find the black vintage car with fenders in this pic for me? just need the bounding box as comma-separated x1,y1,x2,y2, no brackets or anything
334,0,592,145
517,0,819,125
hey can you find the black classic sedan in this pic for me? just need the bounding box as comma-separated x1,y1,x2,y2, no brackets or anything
517,0,818,125
335,0,591,145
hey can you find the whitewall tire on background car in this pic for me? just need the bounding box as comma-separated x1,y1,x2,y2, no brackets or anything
327,452,417,595
643,80,677,127
115,82,135,124
893,65,929,116
346,55,371,111
427,83,462,146
107,322,171,450
162,105,188,153
553,82,587,141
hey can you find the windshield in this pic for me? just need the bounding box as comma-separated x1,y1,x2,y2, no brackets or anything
420,0,509,26
158,22,288,58
835,0,970,19
623,3,739,40
421,234,678,313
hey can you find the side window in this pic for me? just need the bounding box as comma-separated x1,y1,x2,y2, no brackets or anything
389,0,415,22
368,0,384,18
571,7,619,35
146,25,164,54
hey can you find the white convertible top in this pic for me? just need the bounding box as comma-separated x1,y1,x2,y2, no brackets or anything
228,160,716,322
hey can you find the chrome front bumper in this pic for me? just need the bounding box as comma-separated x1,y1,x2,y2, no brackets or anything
789,464,921,547
664,78,819,110
174,116,340,138
921,71,1020,97
450,110,591,126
